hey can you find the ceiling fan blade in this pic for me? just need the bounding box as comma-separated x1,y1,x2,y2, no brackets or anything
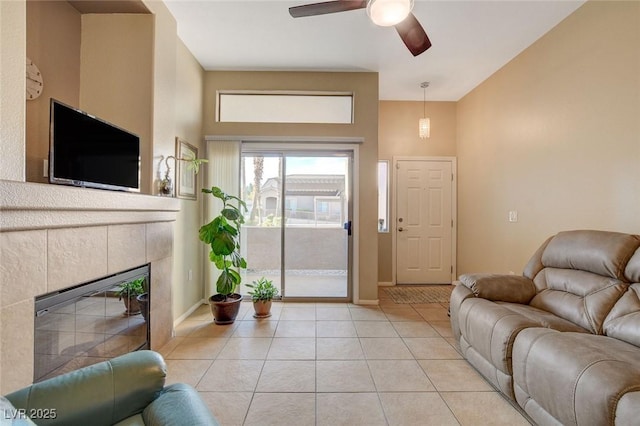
289,0,366,18
395,13,432,57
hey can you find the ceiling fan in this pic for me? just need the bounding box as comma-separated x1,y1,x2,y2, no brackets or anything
289,0,431,57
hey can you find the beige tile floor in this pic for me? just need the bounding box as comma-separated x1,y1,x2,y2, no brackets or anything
158,289,531,426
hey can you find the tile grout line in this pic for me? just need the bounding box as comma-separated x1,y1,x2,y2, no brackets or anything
164,298,526,425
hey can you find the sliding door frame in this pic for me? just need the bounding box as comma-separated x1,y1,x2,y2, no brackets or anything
238,139,360,303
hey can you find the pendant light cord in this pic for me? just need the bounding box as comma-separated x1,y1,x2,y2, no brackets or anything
420,81,429,118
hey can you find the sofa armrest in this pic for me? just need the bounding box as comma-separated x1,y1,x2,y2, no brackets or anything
459,273,536,304
143,383,219,426
5,350,166,426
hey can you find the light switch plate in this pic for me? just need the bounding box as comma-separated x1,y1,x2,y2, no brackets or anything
508,210,518,222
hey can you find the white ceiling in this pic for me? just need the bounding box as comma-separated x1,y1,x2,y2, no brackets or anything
164,0,585,101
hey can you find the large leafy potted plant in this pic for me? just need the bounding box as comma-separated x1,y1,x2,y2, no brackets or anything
199,186,247,324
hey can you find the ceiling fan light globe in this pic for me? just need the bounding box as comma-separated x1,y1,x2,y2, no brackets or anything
367,0,414,27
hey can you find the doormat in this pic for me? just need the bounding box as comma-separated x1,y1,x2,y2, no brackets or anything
383,285,453,304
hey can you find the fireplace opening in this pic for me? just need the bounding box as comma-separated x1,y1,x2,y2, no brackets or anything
33,264,150,382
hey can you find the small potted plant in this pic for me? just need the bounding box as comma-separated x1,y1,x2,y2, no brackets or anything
136,291,149,323
116,278,145,316
246,277,279,318
199,186,248,324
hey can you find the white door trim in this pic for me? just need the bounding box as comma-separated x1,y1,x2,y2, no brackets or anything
391,156,457,285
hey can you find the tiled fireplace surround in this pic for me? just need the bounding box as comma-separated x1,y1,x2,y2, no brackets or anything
0,180,180,394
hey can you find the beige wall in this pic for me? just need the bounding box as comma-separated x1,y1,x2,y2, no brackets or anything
203,71,380,302
24,4,155,194
3,0,208,363
378,101,457,283
80,14,154,194
456,1,640,275
25,1,80,184
143,0,178,196
172,38,206,319
0,0,26,182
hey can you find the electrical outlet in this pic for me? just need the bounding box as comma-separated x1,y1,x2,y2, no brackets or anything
508,210,518,222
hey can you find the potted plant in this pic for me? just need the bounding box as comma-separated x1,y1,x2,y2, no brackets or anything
159,154,207,196
136,292,149,323
116,277,145,316
246,277,279,318
199,186,248,324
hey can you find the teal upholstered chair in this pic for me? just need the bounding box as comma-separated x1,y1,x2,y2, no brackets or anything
1,350,218,426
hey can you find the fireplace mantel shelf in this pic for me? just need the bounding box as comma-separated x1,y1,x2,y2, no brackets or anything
0,180,181,231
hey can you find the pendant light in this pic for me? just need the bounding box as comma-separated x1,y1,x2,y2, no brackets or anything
419,81,430,139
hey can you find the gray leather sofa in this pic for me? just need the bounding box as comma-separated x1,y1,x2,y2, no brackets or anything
450,230,640,425
1,350,219,425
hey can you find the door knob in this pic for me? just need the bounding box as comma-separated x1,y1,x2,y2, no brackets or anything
398,227,404,232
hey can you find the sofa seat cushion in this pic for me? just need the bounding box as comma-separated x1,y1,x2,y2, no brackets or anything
498,302,591,333
513,328,640,426
459,299,589,376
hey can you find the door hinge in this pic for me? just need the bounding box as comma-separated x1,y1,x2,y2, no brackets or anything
451,174,454,181
451,265,453,273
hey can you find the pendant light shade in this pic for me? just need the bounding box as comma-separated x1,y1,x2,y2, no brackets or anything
367,0,414,27
419,117,430,139
419,81,430,139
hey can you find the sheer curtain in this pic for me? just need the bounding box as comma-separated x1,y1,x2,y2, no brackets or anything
203,139,241,298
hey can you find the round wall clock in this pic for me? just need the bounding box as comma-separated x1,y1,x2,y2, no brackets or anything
26,57,43,100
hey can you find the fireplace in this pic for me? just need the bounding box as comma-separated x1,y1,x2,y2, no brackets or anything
33,265,150,382
0,180,179,394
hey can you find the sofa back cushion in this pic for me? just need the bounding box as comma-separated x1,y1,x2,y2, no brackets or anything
526,230,640,334
625,247,640,283
603,283,640,347
604,247,640,347
541,230,639,280
530,268,627,333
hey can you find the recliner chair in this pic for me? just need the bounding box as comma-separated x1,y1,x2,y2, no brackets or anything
1,350,218,426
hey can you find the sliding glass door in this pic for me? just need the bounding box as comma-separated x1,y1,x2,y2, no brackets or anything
240,150,352,301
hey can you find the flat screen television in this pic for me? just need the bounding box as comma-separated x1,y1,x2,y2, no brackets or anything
49,99,140,192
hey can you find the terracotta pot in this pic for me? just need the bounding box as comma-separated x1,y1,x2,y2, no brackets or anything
137,293,149,322
209,293,243,324
123,296,141,315
252,300,272,318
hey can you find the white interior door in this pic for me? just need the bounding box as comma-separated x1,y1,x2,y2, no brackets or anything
396,159,453,284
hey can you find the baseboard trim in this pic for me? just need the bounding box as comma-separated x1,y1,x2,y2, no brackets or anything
173,299,206,328
378,281,393,287
354,299,379,306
